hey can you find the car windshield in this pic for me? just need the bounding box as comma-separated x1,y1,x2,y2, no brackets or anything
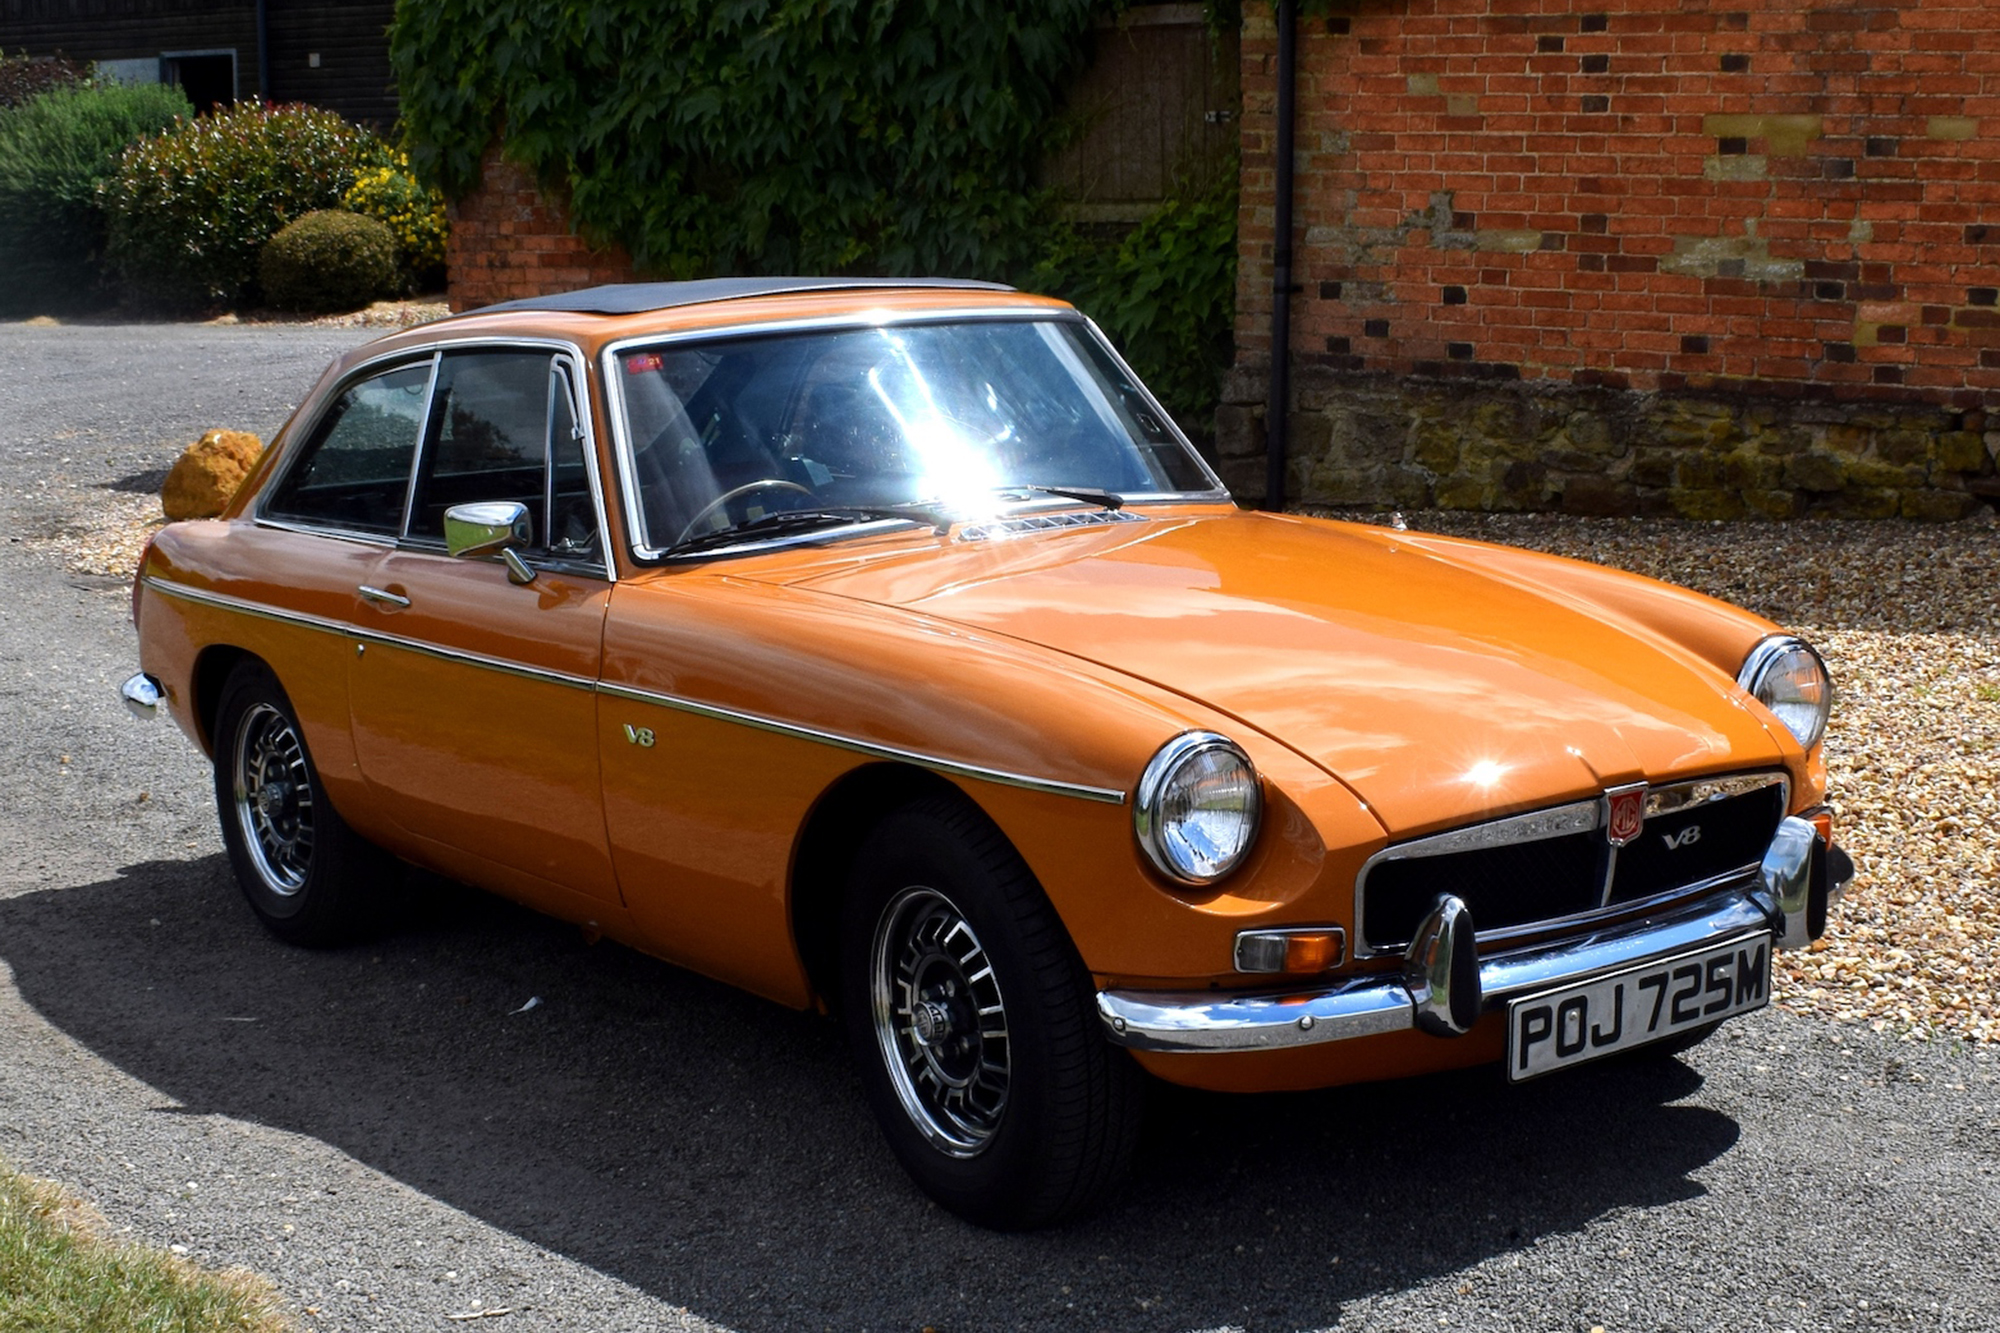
612,317,1218,554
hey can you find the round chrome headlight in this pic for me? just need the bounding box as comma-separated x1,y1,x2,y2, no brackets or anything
1737,635,1832,751
1135,732,1262,884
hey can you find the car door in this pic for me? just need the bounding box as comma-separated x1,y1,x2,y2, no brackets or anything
346,345,622,917
246,357,435,815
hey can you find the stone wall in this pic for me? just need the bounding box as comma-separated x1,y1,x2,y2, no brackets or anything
447,145,635,312
1232,0,2000,515
1215,362,1999,519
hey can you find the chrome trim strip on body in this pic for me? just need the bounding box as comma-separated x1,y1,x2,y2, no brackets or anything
145,577,597,692
596,679,1127,805
1099,884,1779,1054
1352,770,1790,958
140,576,1127,806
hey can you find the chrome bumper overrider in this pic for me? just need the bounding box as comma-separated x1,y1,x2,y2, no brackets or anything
1099,816,1852,1054
120,672,163,719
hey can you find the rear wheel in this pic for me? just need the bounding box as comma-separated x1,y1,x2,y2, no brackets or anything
213,662,388,945
839,796,1140,1229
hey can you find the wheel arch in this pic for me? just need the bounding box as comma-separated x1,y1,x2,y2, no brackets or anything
788,762,991,1013
190,644,262,757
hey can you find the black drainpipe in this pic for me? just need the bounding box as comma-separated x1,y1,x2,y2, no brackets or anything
255,0,271,101
1263,0,1297,510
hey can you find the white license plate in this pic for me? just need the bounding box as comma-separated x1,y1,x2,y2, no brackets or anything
1506,933,1770,1081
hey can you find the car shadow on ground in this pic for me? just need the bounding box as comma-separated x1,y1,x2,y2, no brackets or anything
1,858,1740,1332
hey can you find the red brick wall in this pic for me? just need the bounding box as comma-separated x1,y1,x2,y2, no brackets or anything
447,146,634,312
1237,0,2000,405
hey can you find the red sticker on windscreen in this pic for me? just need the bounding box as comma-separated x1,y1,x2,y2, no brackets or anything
625,353,664,374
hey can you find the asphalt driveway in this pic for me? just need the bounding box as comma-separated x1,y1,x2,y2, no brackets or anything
1,321,1996,1332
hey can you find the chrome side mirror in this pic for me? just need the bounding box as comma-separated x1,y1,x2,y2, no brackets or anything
443,501,537,585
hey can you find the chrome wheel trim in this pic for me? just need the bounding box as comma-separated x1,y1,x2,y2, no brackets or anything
231,702,315,897
869,885,1011,1158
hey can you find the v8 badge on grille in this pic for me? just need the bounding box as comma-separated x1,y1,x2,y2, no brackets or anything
1604,783,1646,846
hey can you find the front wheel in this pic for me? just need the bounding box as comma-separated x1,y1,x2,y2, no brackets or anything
212,662,389,946
839,796,1140,1229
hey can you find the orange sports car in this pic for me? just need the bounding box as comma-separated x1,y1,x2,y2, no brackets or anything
123,278,1850,1228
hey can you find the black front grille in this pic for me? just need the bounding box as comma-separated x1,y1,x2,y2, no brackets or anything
1359,777,1785,954
1361,830,1603,949
1611,782,1785,901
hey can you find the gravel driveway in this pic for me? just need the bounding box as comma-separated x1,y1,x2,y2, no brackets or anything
2,320,1998,1333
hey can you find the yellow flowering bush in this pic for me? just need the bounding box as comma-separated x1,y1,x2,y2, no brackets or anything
342,155,447,293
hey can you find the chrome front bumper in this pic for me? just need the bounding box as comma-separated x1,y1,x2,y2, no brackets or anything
1098,816,1853,1054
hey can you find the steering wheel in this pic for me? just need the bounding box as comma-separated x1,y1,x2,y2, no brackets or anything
672,478,815,547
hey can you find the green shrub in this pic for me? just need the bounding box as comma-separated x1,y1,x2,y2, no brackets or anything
389,0,1100,278
343,153,448,292
1034,167,1240,437
0,51,86,110
258,209,398,312
102,101,389,309
0,79,190,314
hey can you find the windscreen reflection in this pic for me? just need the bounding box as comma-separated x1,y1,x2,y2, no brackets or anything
615,318,1215,552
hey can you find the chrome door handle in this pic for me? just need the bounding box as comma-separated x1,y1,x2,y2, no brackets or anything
357,585,411,609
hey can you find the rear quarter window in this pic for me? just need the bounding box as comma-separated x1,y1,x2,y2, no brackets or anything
264,362,431,535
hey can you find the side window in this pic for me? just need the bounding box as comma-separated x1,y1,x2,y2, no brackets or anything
264,363,431,535
408,351,552,542
408,349,602,566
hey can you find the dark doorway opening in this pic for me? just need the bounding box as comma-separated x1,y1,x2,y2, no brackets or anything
163,51,236,113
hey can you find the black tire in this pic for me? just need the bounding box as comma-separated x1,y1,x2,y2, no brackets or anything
839,795,1141,1229
212,662,390,946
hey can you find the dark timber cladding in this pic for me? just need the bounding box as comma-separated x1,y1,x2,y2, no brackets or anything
0,0,398,128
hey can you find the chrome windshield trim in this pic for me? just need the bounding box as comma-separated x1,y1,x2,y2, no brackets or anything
1354,771,1792,959
1099,886,1778,1054
652,516,926,564
596,680,1128,805
600,310,1233,563
1078,313,1230,494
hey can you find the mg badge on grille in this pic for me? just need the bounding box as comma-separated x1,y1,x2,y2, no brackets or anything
1604,783,1647,847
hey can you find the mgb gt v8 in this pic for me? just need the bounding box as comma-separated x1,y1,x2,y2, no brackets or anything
124,277,1852,1227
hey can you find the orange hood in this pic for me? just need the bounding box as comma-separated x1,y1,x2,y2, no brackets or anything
776,510,1785,835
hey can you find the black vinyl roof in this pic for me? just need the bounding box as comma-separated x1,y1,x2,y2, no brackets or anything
476,276,1015,317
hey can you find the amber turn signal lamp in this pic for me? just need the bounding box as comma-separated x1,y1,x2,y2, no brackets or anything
1803,806,1834,844
1234,927,1347,975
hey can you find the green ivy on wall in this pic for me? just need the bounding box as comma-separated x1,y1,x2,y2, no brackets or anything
390,0,1239,430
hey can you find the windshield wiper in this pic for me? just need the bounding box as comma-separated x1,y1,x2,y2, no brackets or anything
668,504,950,555
991,484,1126,511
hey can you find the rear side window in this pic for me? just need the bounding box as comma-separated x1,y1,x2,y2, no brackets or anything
265,363,431,535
